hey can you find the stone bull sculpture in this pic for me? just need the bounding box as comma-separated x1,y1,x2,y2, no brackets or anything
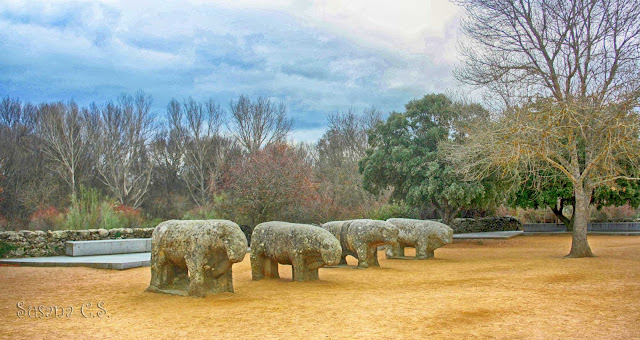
146,220,248,297
250,221,341,282
321,219,399,268
385,218,453,259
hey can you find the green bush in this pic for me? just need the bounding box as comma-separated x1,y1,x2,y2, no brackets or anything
140,218,164,229
366,203,418,221
182,205,219,220
64,187,104,230
62,186,145,230
0,241,17,257
100,202,127,229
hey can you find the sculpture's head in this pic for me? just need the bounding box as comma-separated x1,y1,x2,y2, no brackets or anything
376,220,400,247
212,221,248,264
429,225,454,249
348,220,400,247
317,232,342,266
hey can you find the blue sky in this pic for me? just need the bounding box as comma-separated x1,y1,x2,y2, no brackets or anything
0,0,463,142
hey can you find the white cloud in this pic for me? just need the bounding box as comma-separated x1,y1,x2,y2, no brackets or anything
299,1,460,51
179,0,463,66
0,0,465,137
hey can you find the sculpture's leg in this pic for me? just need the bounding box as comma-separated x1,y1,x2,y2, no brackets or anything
210,256,232,278
416,242,432,259
250,252,264,280
186,257,206,297
292,258,319,282
384,245,395,259
208,269,234,294
170,265,189,289
385,244,404,258
263,257,280,279
355,243,369,268
368,246,380,267
146,252,165,292
426,249,435,259
204,254,234,294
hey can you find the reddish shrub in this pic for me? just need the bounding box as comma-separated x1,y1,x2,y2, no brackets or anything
114,205,141,217
220,143,320,225
29,206,62,231
113,205,144,228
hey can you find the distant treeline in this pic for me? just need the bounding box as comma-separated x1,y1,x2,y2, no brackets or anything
0,92,404,230
4,91,635,232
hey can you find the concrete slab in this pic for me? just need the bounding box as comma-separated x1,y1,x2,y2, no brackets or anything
0,252,150,270
66,238,151,256
453,231,524,239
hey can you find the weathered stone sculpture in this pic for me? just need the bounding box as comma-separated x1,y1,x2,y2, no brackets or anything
250,221,341,281
321,219,399,268
146,220,248,297
385,218,453,259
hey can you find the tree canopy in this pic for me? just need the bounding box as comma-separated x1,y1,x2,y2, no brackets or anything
359,94,502,225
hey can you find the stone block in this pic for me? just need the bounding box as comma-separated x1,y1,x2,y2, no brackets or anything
66,238,151,256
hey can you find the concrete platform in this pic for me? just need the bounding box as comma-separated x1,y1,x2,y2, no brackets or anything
66,238,151,256
0,252,150,270
453,231,524,239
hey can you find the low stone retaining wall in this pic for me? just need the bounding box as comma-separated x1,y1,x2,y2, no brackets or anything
523,222,640,232
0,228,155,258
450,216,522,234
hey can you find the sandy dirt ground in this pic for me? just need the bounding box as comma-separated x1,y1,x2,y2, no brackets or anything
0,235,639,339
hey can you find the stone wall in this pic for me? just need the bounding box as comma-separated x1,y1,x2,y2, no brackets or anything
522,222,640,233
449,216,522,234
0,228,155,258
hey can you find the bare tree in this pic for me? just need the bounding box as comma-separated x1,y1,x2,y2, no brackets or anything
455,0,640,107
94,91,155,208
0,97,58,225
167,97,227,206
146,126,187,218
228,95,293,153
318,107,381,168
316,107,383,219
37,101,90,199
454,0,640,258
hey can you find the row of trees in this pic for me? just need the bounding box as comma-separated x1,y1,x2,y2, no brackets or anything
2,87,639,259
4,89,635,230
0,93,386,229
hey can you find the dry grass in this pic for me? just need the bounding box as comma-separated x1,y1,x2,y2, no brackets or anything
1,235,639,339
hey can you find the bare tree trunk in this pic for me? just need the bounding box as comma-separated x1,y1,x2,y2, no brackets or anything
567,185,594,258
